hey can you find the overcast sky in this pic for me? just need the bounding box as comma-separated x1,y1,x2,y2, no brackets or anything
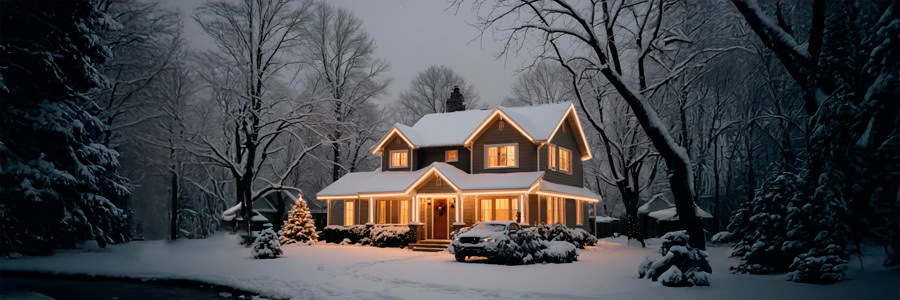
166,0,526,107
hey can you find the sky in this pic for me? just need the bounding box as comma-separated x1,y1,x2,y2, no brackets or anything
166,0,528,107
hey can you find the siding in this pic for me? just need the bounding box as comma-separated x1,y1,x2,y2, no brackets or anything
565,199,576,227
539,197,547,224
472,118,538,174
539,118,585,187
329,200,344,226
528,194,539,225
359,199,369,224
416,146,470,172
463,196,476,225
382,136,412,171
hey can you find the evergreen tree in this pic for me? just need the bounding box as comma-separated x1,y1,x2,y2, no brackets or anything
730,173,801,274
252,225,283,259
1,1,130,254
279,195,319,245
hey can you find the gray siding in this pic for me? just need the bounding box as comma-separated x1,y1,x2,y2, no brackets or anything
528,194,539,225
416,146,470,172
472,118,538,174
565,199,576,227
417,175,457,194
329,200,344,226
539,118,585,187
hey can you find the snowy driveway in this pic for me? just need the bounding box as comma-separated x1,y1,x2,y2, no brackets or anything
2,233,897,299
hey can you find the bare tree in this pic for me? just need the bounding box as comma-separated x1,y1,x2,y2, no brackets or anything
502,61,573,106
193,0,322,234
303,2,392,183
395,65,480,125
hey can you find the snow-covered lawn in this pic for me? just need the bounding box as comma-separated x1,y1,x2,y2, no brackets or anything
2,233,897,299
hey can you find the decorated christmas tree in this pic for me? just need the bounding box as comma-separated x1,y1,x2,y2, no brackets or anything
279,195,319,245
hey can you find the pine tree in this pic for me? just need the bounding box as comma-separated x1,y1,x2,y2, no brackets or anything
279,195,319,245
730,173,801,274
1,1,130,255
252,225,283,259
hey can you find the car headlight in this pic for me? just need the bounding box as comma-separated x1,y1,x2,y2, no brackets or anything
481,238,493,243
454,237,459,241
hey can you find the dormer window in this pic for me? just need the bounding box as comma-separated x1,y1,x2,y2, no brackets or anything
445,150,458,162
485,143,517,168
559,147,572,174
389,150,409,168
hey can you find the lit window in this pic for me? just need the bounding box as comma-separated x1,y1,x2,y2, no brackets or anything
486,144,517,168
345,201,355,226
495,198,510,221
378,201,387,224
546,197,564,224
548,144,557,170
390,150,408,168
576,201,583,225
400,200,410,224
377,200,410,224
559,147,572,173
445,150,458,162
481,199,492,221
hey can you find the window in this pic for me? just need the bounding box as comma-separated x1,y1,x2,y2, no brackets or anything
389,150,409,168
445,150,458,162
377,200,410,224
480,199,492,221
559,147,572,173
547,144,557,170
576,201,583,225
485,144,517,168
546,197,564,224
495,198,510,221
344,201,355,226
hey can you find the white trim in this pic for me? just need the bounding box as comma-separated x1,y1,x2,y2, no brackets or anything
388,149,410,169
445,149,459,162
371,126,416,155
547,144,558,171
463,109,536,147
558,146,573,174
369,197,375,225
546,104,593,161
483,143,519,169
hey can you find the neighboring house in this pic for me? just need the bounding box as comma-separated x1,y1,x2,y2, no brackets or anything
316,91,602,243
638,194,713,238
221,190,296,233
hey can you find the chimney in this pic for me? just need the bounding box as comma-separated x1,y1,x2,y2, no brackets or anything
446,85,465,113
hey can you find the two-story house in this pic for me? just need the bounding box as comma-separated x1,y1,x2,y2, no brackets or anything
316,88,602,243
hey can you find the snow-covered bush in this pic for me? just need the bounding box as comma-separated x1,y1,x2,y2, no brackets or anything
788,245,848,284
279,196,319,245
538,241,578,263
639,231,711,287
252,227,283,259
494,230,578,265
339,238,352,245
711,231,733,244
370,226,413,248
321,225,370,244
524,223,598,249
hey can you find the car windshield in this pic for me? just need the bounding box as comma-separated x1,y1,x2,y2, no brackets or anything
471,223,507,232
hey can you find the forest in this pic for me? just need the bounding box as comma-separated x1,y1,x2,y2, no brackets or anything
1,0,897,286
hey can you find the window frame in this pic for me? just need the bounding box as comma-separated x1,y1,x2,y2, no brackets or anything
388,149,409,169
547,144,557,171
484,143,519,169
558,147,573,174
377,199,410,224
445,149,459,162
344,200,355,226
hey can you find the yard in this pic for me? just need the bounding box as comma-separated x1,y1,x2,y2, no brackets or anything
2,233,897,300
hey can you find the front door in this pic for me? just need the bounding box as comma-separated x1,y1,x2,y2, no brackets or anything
433,199,448,239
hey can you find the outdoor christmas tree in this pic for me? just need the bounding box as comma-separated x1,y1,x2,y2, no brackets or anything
252,224,283,259
279,195,319,245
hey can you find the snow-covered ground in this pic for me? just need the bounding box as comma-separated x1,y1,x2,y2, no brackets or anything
2,233,897,300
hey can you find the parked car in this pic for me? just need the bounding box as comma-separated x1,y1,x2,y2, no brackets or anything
450,221,522,262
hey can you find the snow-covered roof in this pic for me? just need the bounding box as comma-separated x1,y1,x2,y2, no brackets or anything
316,162,601,202
373,102,587,157
647,205,713,221
222,203,242,221
538,180,603,202
638,194,673,214
595,216,620,223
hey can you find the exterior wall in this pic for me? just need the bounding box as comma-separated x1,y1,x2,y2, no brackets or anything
462,196,476,225
328,200,344,226
381,135,412,171
539,197,548,224
528,194,539,225
416,175,457,194
539,118,585,187
565,199,576,227
373,198,411,224
358,199,369,225
416,146,470,172
472,118,538,174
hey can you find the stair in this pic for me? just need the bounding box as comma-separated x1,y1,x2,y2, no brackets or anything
410,239,451,252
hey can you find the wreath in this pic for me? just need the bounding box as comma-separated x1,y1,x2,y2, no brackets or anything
435,203,446,216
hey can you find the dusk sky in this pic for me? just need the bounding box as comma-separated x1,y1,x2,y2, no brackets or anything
166,0,525,107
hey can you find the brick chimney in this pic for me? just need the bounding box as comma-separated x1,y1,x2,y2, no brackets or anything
445,85,465,113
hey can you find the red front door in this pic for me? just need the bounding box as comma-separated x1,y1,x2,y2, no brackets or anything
433,199,448,239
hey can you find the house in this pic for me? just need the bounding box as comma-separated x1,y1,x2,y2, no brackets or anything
316,89,602,243
638,194,713,238
221,190,296,233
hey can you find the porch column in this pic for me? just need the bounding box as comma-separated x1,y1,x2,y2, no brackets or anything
459,194,465,224
326,200,331,226
411,192,418,223
368,197,375,225
517,194,524,224
455,193,462,223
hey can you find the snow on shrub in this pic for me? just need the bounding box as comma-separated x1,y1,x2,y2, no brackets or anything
370,226,413,248
711,231,733,244
494,229,578,265
638,230,711,287
252,227,283,259
339,238,352,245
321,225,370,244
524,223,597,249
538,241,578,263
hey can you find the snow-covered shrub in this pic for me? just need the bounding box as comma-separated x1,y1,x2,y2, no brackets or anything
370,226,413,248
572,228,598,247
537,241,578,263
339,238,352,245
638,230,711,287
524,223,598,249
279,196,319,245
358,237,372,246
321,225,370,244
496,231,577,265
788,246,848,284
711,231,733,244
252,228,283,259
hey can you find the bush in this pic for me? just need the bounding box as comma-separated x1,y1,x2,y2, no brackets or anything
370,226,413,248
711,231,733,244
252,228,283,259
494,229,578,265
638,230,711,287
321,225,370,244
524,223,598,249
321,225,412,248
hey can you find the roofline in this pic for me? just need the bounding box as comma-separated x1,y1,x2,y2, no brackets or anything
462,108,536,147
371,125,417,155
545,103,594,161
